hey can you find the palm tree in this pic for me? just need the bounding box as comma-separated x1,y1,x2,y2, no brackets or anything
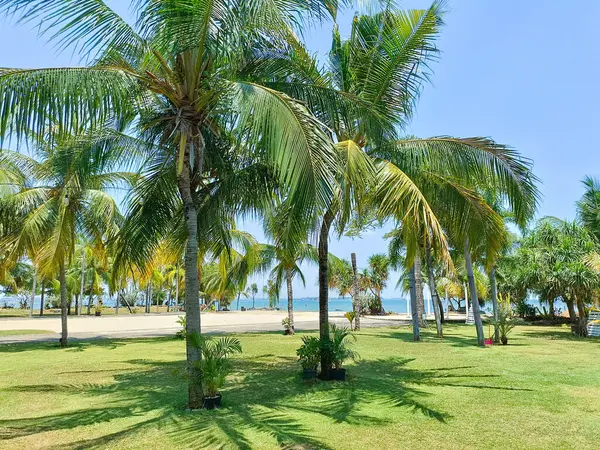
245,4,446,376
578,176,600,241
250,283,259,309
0,129,127,346
261,202,318,335
0,0,344,408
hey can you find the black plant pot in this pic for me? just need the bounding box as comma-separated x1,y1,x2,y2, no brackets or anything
501,336,508,345
203,393,222,410
302,368,318,380
95,311,101,316
330,368,346,381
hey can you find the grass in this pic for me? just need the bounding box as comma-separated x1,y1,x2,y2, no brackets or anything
0,325,598,449
0,330,53,337
0,306,179,317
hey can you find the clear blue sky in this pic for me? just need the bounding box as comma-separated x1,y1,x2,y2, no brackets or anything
2,1,599,298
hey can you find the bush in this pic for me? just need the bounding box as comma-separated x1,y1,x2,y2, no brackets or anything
489,307,522,345
515,299,536,319
329,324,359,369
344,311,356,330
188,334,242,398
281,317,292,334
296,336,320,370
45,294,61,309
175,315,186,339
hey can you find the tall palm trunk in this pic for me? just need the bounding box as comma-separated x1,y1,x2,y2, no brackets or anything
565,295,577,331
489,266,499,343
318,208,334,380
425,245,443,338
351,252,360,331
39,280,45,316
78,249,85,315
414,254,426,327
29,265,37,317
464,238,485,346
574,292,588,337
59,258,68,347
174,260,180,310
408,263,420,341
87,275,93,315
177,136,203,409
285,267,295,335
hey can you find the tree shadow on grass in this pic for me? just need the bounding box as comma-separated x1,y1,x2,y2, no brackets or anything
520,327,599,343
0,342,531,449
359,326,530,347
0,336,180,353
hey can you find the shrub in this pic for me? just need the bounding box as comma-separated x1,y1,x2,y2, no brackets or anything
329,324,359,369
489,307,521,345
344,311,356,330
515,299,536,319
281,317,292,334
188,334,242,398
175,315,186,339
296,336,320,370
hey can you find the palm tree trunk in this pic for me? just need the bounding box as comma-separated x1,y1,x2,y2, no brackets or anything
408,263,420,341
565,295,577,332
39,281,45,316
175,260,180,310
286,268,295,335
29,265,37,317
87,276,93,315
574,292,588,337
78,249,85,316
464,238,485,346
425,244,443,338
548,297,555,318
318,208,334,380
115,291,119,315
177,139,203,409
59,258,68,348
437,295,445,324
414,254,426,327
490,266,499,343
167,283,172,313
351,252,360,331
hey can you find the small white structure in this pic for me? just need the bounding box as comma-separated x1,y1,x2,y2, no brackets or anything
587,310,600,337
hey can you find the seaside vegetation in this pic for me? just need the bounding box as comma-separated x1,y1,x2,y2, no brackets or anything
0,0,599,432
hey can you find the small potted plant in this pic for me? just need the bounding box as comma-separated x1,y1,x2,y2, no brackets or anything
94,301,103,316
189,333,242,409
329,324,359,381
282,317,293,335
296,336,320,380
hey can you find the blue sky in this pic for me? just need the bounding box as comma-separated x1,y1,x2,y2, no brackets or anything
2,1,599,298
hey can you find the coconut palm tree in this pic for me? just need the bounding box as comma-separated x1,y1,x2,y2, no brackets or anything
0,0,347,407
247,1,538,358
249,283,259,309
260,202,318,334
0,128,128,346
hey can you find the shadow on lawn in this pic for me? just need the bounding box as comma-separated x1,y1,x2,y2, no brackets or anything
0,336,176,353
0,343,528,449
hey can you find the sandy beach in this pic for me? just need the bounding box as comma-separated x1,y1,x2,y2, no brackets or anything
0,310,415,343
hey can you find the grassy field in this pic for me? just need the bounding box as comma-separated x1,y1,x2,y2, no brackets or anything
0,324,598,449
0,330,53,337
0,306,179,318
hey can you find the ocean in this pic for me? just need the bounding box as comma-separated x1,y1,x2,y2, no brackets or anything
1,294,565,315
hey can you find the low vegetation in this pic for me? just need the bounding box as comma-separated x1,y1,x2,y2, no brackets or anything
1,325,598,449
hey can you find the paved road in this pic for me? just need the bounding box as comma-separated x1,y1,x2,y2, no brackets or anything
0,311,413,344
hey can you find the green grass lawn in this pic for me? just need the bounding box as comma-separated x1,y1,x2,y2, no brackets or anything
0,325,598,449
0,330,53,337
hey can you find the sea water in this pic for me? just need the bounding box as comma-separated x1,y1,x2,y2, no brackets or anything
0,294,565,315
